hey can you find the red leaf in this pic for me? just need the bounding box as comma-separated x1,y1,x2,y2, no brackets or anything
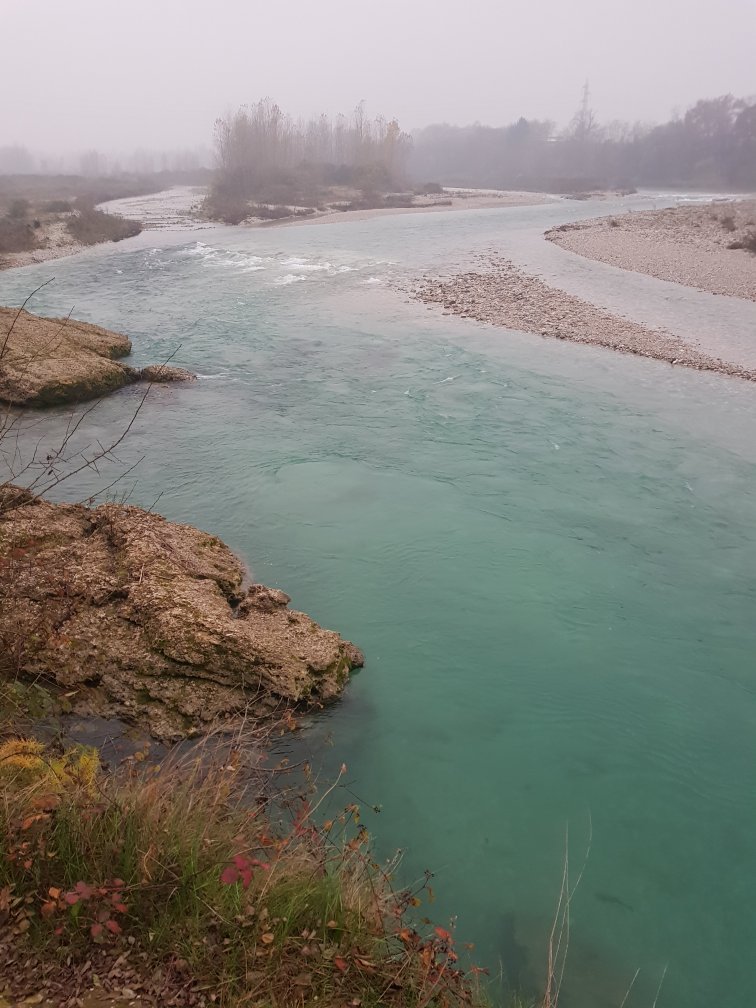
40,901,56,918
112,903,128,914
63,892,80,906
434,926,452,943
90,923,104,939
334,956,348,973
105,918,122,934
74,881,94,900
220,865,239,886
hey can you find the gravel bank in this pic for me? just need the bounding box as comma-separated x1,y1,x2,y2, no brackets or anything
546,200,756,300
409,256,756,382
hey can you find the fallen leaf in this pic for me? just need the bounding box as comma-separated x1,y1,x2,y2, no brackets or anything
260,932,274,944
334,956,348,973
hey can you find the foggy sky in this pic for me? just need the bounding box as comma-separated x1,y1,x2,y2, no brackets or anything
3,0,755,155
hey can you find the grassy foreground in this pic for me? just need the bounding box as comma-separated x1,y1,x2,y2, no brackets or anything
0,720,496,1008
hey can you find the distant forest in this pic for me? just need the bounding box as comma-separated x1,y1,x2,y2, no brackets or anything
2,93,754,199
409,93,756,193
207,100,412,221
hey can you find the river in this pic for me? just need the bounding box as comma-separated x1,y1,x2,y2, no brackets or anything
2,193,755,1007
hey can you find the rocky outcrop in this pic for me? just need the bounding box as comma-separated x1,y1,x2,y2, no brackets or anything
0,307,135,407
0,307,196,407
0,487,363,740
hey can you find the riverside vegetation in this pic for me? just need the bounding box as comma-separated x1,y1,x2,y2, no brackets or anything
0,711,494,1008
203,99,423,225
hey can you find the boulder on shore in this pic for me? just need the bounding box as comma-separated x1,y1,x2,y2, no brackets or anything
0,486,364,741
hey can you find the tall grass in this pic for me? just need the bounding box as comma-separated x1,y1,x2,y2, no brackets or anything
0,732,490,1007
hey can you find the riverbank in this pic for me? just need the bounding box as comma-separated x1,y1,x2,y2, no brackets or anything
281,189,554,228
0,205,141,272
409,255,756,381
0,726,485,1008
547,199,756,301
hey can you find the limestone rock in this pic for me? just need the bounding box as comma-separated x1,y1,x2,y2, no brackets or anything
139,364,197,383
0,488,364,740
0,307,136,407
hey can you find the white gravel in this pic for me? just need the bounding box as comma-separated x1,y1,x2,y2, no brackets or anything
546,200,756,301
409,255,756,383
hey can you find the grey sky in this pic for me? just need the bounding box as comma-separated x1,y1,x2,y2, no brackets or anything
3,0,756,153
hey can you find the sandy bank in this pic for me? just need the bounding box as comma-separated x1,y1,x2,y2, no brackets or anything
270,190,553,229
547,199,756,301
409,255,756,382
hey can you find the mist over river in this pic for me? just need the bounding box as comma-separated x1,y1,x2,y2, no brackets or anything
3,195,756,1007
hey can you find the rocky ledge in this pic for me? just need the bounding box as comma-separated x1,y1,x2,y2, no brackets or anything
0,486,364,740
0,307,196,408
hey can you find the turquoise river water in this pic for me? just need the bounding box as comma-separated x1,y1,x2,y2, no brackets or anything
2,196,756,1007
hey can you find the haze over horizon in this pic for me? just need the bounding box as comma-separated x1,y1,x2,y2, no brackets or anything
3,0,756,157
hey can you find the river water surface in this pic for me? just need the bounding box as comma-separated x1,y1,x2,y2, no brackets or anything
2,196,756,1007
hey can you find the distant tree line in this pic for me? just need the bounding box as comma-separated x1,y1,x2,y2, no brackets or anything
207,99,412,222
409,93,756,193
0,145,213,178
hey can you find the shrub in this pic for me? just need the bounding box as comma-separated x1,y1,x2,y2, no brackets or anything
727,230,756,253
201,191,249,224
414,182,444,195
0,217,40,254
66,208,141,245
42,199,72,213
248,204,293,220
7,198,30,220
719,214,736,232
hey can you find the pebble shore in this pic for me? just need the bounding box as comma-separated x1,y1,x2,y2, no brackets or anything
547,200,756,301
410,255,756,382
